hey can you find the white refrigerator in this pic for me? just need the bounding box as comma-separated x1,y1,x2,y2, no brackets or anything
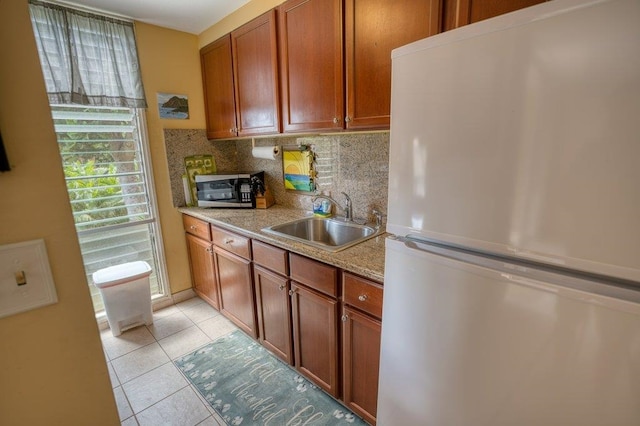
377,0,640,424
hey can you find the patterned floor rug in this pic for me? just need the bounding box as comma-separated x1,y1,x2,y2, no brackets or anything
175,330,367,426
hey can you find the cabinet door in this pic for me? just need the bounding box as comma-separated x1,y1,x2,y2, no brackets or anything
342,306,381,425
290,282,340,397
345,0,440,130
214,247,257,338
278,0,344,133
443,0,547,31
254,265,293,365
186,234,219,310
231,10,281,136
201,34,237,139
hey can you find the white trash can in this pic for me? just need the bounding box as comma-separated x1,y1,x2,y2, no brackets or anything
93,261,153,337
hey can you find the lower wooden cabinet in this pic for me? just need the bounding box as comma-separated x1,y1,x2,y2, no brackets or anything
290,282,340,398
342,306,381,425
342,272,384,424
185,226,219,310
214,246,258,338
253,265,293,365
182,215,384,424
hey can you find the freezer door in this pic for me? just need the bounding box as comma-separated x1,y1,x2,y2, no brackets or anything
387,0,640,282
377,237,640,425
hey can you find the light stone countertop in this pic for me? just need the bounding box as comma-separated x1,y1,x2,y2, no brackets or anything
178,205,387,283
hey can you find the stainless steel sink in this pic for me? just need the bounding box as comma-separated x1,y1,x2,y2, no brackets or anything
262,216,382,252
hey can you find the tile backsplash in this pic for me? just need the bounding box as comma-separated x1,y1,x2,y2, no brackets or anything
163,129,389,222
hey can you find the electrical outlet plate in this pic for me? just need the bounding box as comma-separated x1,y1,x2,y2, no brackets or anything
0,239,58,318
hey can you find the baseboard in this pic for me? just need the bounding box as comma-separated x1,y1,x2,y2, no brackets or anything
170,288,196,305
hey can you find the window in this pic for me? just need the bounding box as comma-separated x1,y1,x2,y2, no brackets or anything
51,105,168,312
29,1,167,314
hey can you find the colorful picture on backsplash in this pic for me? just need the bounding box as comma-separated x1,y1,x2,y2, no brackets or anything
184,155,216,206
157,92,189,119
283,148,314,192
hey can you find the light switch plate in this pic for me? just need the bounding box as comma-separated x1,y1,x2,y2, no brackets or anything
0,239,58,318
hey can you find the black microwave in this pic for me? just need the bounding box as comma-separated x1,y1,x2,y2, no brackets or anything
195,171,265,208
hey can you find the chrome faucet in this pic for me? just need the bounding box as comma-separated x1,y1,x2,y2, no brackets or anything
312,192,354,222
341,192,353,221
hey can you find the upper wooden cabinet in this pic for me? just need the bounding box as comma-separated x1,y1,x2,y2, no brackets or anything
278,0,344,133
201,11,280,139
443,0,548,31
201,35,236,140
201,0,546,137
231,10,281,136
344,0,441,130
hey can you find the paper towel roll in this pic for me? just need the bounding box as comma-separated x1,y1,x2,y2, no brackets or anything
252,145,281,160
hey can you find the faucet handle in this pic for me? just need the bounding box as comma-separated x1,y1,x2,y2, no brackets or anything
372,209,386,228
340,192,353,220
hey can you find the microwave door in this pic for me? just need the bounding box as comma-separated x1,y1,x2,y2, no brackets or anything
197,181,235,202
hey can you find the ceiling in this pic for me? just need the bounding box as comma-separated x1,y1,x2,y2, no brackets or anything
59,0,251,34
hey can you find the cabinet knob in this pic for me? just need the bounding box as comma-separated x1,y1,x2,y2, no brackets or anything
333,117,340,124
205,247,213,254
288,289,296,296
278,284,286,291
190,225,197,230
341,314,348,322
358,294,368,302
345,116,352,123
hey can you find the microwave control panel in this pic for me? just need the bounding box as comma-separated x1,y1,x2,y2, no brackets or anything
239,182,251,203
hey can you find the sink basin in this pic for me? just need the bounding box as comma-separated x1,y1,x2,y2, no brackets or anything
262,217,381,252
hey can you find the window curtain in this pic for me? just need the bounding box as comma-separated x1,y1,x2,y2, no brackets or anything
28,0,147,108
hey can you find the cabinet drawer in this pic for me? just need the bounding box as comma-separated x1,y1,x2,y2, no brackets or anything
290,253,338,298
253,240,288,276
342,272,383,319
212,226,251,260
183,215,211,241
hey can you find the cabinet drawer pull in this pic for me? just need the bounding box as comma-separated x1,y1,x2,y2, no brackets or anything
341,314,348,322
190,225,197,230
223,238,234,244
358,294,368,302
278,284,286,291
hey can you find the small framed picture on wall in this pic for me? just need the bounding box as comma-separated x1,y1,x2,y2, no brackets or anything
157,93,189,120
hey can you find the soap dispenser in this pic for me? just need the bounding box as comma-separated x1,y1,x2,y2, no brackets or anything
313,191,332,217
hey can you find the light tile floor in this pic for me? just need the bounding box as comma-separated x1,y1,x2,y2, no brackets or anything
100,297,238,426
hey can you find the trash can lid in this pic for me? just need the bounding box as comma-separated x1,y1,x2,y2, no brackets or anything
93,261,152,288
